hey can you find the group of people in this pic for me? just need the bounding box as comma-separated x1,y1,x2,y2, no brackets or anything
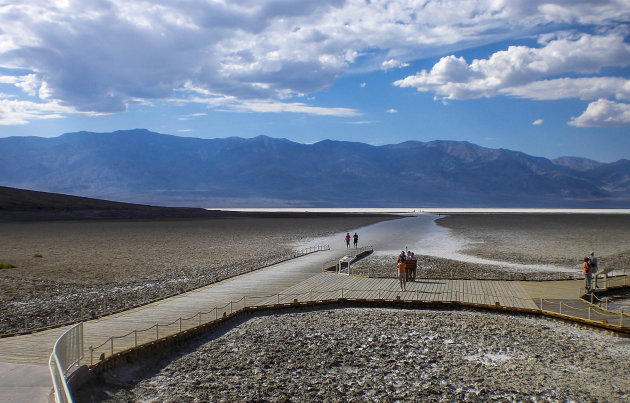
582,251,599,291
344,232,359,248
397,250,418,291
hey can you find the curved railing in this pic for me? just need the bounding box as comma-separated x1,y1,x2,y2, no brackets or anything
49,322,83,403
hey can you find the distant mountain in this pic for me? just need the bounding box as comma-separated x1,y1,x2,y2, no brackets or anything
1,129,628,208
552,157,604,171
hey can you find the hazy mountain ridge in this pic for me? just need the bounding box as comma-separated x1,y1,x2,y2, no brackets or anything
1,129,628,207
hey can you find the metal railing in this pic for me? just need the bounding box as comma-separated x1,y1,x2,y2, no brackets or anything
49,322,83,403
322,245,373,272
86,285,537,363
540,297,630,327
16,245,331,336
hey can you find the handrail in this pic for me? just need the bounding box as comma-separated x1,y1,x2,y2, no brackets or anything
12,245,331,337
49,322,83,403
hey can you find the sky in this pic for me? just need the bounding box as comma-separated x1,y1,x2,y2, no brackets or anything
1,0,629,162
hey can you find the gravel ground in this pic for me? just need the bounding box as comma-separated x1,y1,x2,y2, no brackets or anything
75,307,630,402
436,214,630,269
0,216,387,334
351,254,579,281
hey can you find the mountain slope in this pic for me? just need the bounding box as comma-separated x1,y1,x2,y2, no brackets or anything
1,129,627,207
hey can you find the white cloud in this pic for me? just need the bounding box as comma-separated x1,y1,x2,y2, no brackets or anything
228,100,361,117
175,83,361,117
507,77,630,101
345,120,379,125
395,32,630,126
569,99,630,127
0,98,77,125
386,108,398,113
360,82,366,88
1,1,629,124
178,112,207,120
381,59,409,70
532,119,543,125
394,33,630,101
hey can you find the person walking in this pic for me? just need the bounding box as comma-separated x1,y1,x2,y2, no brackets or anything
345,232,351,248
583,256,593,291
397,257,406,291
353,232,358,248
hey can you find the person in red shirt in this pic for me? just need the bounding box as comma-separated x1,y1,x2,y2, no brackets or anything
397,257,406,291
345,232,351,248
582,256,593,291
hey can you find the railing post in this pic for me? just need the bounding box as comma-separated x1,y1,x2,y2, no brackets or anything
179,318,182,333
89,345,93,365
198,312,201,326
156,323,159,340
134,330,137,347
215,307,218,320
244,296,247,307
588,307,591,321
341,288,344,299
110,337,114,356
230,301,233,313
559,302,562,315
621,307,625,327
540,298,543,310
277,294,280,304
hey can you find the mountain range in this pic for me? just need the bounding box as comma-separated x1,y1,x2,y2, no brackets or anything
1,129,628,208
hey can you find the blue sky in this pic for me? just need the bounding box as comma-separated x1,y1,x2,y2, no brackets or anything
1,1,629,162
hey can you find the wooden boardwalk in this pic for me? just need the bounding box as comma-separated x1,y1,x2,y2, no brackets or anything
260,272,538,309
0,264,539,369
0,249,340,366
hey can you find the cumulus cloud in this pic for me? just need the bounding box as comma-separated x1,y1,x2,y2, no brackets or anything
394,33,630,100
1,0,629,124
395,32,630,126
386,108,398,113
569,99,630,127
532,119,543,125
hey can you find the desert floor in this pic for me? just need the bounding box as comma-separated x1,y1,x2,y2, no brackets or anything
2,213,629,334
0,215,388,334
